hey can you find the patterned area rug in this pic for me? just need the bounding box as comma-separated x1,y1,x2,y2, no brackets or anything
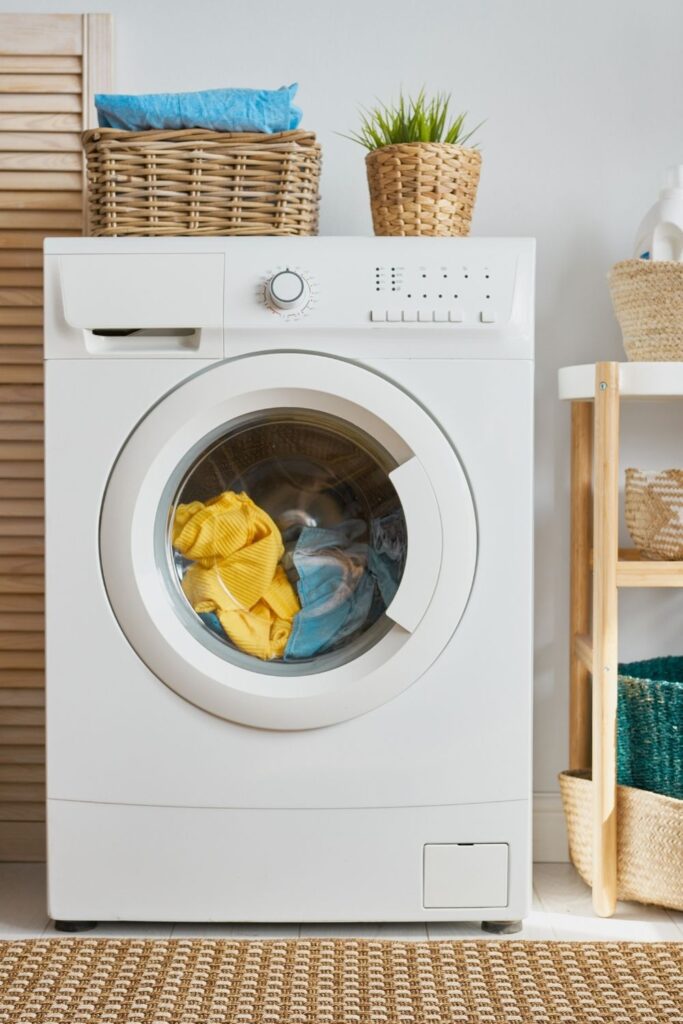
0,939,681,1023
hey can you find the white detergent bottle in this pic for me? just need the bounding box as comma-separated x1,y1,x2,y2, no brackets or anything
635,164,683,260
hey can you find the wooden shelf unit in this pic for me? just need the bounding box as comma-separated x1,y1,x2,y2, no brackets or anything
561,360,683,917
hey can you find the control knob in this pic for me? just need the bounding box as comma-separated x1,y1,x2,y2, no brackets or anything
265,269,311,313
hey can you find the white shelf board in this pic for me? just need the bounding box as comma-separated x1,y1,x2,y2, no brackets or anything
559,362,683,401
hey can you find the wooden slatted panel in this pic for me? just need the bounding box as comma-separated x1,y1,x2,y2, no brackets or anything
0,14,113,862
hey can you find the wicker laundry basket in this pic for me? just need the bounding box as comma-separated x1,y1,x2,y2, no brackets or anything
617,656,683,800
365,142,481,237
608,259,683,360
625,468,683,560
83,128,321,236
559,769,683,910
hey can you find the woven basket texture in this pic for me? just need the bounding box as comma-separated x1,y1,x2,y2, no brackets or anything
365,142,481,237
559,769,683,910
617,656,683,799
1,938,682,1024
625,468,683,560
608,258,683,360
82,129,321,236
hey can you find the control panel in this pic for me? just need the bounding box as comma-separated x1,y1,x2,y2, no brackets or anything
258,252,517,326
370,259,508,324
45,237,535,360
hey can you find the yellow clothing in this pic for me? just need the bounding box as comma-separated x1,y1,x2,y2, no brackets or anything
172,491,299,660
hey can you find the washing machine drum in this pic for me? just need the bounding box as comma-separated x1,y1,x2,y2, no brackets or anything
169,410,407,670
100,353,477,729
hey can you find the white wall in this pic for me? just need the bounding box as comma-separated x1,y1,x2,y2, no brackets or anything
10,0,683,837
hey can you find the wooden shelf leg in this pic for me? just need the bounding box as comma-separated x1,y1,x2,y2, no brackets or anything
570,401,593,771
591,362,620,917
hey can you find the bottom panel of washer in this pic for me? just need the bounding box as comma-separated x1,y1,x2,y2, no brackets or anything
48,798,530,923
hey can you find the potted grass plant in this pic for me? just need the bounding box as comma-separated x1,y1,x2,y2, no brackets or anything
345,90,482,237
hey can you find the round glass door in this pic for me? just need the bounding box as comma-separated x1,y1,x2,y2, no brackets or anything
166,410,407,674
100,352,476,729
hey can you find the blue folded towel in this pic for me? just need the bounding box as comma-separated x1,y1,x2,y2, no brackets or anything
95,84,302,133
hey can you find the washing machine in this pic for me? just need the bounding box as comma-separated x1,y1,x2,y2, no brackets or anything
44,236,534,929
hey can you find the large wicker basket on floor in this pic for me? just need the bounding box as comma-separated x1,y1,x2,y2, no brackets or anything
608,259,683,360
559,769,683,910
365,142,481,236
83,128,321,236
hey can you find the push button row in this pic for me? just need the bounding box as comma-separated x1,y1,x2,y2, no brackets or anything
371,308,462,323
371,308,497,324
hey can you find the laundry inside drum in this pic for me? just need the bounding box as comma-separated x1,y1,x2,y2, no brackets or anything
167,409,408,668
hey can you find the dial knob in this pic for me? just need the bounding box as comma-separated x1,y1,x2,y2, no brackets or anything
266,269,310,312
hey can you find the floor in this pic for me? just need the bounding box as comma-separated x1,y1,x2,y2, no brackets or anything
1,863,682,941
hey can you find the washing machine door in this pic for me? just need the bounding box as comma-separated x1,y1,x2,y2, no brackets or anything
100,352,476,728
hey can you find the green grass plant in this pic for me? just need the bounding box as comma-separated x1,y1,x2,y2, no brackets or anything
343,90,482,152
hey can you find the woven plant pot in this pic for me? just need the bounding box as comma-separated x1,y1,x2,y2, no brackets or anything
365,142,481,237
625,468,683,559
559,770,683,910
83,128,321,237
617,656,683,799
608,259,683,360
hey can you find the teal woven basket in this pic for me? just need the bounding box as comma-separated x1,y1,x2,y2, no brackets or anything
618,657,683,799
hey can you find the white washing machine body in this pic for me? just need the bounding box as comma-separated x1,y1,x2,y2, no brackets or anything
44,236,535,925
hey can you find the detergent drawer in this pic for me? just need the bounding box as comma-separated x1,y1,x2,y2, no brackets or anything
45,252,225,358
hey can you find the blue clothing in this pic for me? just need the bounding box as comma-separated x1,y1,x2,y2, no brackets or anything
199,610,226,639
95,84,302,133
199,514,406,662
284,517,406,661
285,521,375,661
368,511,404,607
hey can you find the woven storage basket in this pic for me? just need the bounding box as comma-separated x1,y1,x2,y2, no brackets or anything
617,656,683,799
365,142,481,237
625,468,683,559
608,259,683,360
559,769,683,910
83,128,321,236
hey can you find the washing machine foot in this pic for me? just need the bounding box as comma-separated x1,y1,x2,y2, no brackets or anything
54,920,97,933
481,919,523,935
